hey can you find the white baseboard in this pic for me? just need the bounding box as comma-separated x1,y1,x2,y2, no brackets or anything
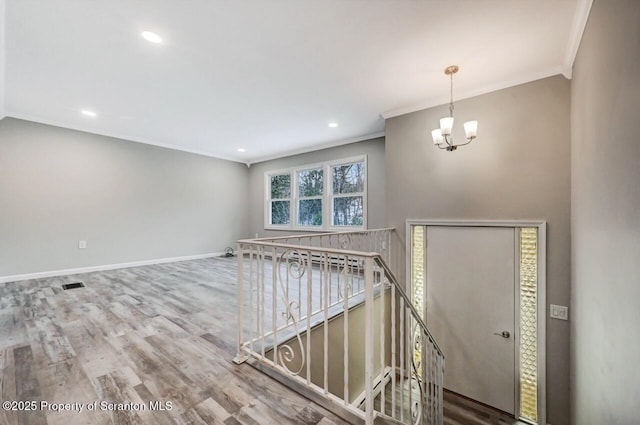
0,252,225,284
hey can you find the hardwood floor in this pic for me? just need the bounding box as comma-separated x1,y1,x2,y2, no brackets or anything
0,257,349,425
1,257,529,425
443,391,526,425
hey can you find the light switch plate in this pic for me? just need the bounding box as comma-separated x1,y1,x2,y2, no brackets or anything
550,304,568,320
78,240,87,249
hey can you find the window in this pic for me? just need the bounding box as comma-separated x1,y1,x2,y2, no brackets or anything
268,173,291,226
296,168,323,227
331,161,365,227
265,156,366,230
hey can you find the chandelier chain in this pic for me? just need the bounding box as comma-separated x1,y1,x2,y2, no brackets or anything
449,72,455,116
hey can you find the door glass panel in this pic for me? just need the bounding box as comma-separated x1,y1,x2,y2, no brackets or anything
411,225,425,316
519,227,538,422
411,225,426,378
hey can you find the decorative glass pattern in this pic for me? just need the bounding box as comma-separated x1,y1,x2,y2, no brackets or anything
519,227,538,422
411,225,425,316
410,225,426,379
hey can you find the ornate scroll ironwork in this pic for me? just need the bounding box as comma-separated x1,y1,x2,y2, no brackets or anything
274,249,307,375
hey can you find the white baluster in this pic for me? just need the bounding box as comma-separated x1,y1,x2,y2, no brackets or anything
391,285,397,418
234,244,245,363
306,249,312,385
364,256,375,424
323,252,330,395
343,254,349,405
379,265,386,416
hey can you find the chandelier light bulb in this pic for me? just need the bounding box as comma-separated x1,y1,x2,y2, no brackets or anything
464,120,478,139
432,129,443,145
440,117,454,136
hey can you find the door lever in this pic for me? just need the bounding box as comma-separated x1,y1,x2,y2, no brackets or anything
494,331,510,339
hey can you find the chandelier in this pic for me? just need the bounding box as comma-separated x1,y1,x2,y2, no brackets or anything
431,65,478,151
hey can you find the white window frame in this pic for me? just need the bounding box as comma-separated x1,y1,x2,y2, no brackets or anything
264,155,367,231
327,157,368,231
295,165,325,229
265,171,293,230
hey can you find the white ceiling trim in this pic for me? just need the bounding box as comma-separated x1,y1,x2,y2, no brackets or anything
0,0,6,119
247,132,386,166
380,65,566,120
7,110,385,166
562,0,593,78
6,111,244,163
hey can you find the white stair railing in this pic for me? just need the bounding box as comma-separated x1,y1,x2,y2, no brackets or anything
234,229,444,425
252,227,394,265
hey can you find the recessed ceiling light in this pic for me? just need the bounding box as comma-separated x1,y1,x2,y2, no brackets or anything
141,31,162,44
328,122,339,128
237,148,246,152
81,110,97,117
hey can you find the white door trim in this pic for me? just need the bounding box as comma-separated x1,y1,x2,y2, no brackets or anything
406,219,546,425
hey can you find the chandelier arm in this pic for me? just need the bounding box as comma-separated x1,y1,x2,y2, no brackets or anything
456,138,474,147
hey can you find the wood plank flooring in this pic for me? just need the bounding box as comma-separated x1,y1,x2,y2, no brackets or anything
443,391,527,425
1,257,529,425
0,258,349,425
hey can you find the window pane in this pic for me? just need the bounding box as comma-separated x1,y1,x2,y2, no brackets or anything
519,227,538,422
271,201,290,225
270,174,291,199
332,162,364,194
298,168,323,197
332,196,363,226
298,199,322,226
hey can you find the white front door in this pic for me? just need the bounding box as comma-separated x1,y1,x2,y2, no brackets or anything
425,226,516,414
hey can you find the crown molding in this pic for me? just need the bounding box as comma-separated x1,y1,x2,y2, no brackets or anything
562,0,593,79
5,111,248,164
246,131,386,165
380,66,565,119
6,112,385,167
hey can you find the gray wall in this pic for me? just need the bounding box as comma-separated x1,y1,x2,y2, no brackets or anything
570,1,640,424
385,76,571,425
247,138,385,238
0,118,249,277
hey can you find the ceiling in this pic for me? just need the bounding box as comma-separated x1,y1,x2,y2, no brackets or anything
0,0,590,164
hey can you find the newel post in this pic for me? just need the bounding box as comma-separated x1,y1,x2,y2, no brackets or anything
233,243,247,364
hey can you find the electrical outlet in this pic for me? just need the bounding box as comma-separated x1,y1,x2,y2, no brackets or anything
78,240,87,249
550,304,568,320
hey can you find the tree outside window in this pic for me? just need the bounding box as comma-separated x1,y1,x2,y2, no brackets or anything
331,162,365,227
265,156,366,230
269,173,291,225
297,168,323,226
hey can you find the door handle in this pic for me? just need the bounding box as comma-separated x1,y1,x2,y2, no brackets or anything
494,331,510,339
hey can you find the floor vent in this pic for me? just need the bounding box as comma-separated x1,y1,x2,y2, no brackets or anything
62,282,85,290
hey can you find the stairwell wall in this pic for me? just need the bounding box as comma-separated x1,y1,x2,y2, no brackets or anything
384,75,571,425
